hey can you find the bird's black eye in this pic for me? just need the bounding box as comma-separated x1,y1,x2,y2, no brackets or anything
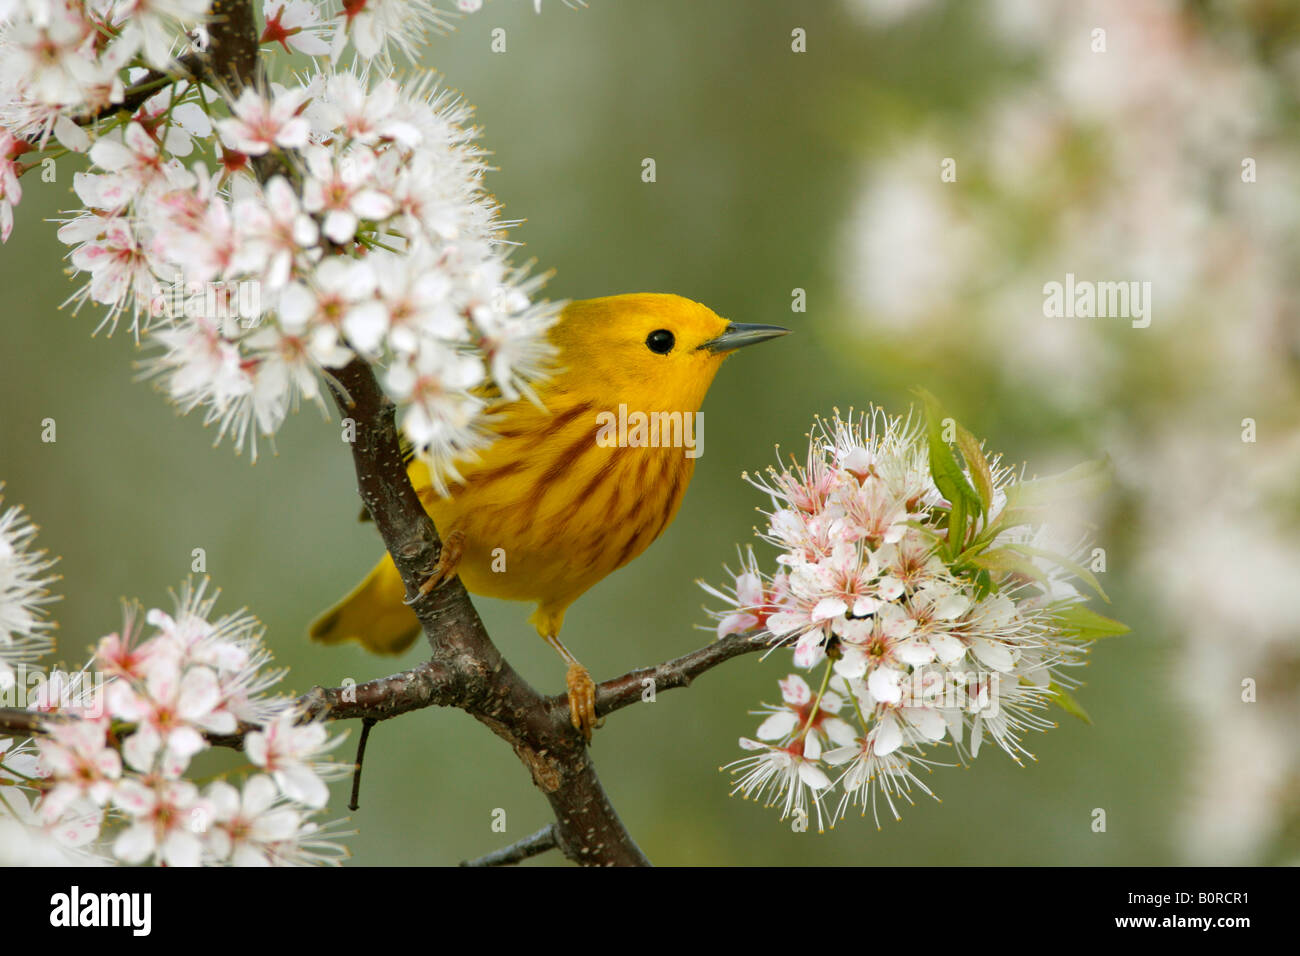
646,329,675,354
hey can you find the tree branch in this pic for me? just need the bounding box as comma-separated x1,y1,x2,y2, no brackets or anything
205,0,262,93
460,824,558,867
591,630,776,717
0,708,54,737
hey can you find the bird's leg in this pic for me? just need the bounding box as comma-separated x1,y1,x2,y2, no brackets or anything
543,632,601,743
403,529,466,606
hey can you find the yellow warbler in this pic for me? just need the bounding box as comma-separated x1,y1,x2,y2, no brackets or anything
310,293,788,739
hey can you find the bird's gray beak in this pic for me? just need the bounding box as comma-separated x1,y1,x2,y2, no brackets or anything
698,322,791,354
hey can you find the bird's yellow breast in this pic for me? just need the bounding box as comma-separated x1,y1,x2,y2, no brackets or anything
411,394,696,620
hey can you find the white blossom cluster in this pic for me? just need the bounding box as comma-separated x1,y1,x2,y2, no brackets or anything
2,0,561,481
0,494,349,866
703,407,1123,829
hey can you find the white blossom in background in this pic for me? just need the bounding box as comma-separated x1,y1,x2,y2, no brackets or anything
1,0,565,487
841,0,937,27
837,0,1296,400
835,0,1300,860
1123,427,1300,865
703,407,1123,828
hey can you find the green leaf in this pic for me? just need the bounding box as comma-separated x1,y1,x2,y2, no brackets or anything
1048,683,1092,724
956,424,994,518
912,388,981,554
971,567,996,600
1048,604,1131,640
948,489,968,554
968,547,1052,589
1001,543,1111,603
990,457,1112,539
1002,458,1111,513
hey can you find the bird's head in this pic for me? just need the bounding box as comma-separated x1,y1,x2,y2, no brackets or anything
547,293,789,413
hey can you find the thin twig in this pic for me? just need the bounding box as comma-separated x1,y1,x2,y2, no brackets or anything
590,630,777,718
348,718,376,811
460,824,559,867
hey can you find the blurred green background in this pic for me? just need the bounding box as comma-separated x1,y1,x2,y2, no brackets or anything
3,0,1298,865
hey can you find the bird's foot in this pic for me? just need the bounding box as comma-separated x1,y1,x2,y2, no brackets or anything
565,662,602,743
403,529,465,606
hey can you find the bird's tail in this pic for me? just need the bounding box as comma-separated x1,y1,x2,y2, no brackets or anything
309,553,422,655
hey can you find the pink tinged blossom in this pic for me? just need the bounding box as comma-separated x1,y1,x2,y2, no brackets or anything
95,617,157,683
115,0,214,70
738,737,831,793
277,256,375,364
3,8,101,106
145,606,221,657
136,85,214,158
301,145,396,243
699,548,784,640
364,247,467,353
714,570,765,638
707,408,1098,825
111,778,208,866
0,132,29,243
387,345,486,456
752,675,856,752
33,718,122,819
205,775,303,865
155,191,242,284
217,87,312,157
60,219,158,332
243,325,326,434
728,738,832,832
838,475,911,545
839,445,876,480
232,175,320,289
245,712,332,808
754,674,810,740
310,72,422,148
109,660,234,774
261,0,331,56
45,800,105,848
332,0,449,65
149,314,253,414
792,637,826,670
89,121,194,200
